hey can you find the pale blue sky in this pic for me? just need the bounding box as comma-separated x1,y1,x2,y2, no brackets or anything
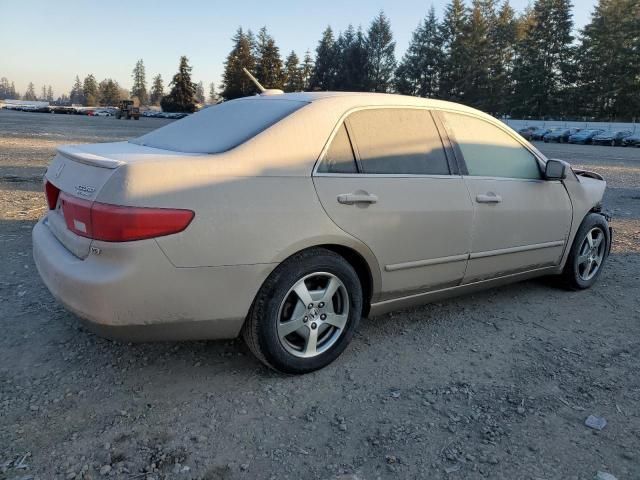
1,0,597,97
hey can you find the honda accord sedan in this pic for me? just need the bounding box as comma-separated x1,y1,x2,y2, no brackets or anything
33,92,611,373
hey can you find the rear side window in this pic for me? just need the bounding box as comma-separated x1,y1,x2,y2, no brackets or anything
442,112,541,179
130,98,307,154
317,124,358,173
347,108,449,175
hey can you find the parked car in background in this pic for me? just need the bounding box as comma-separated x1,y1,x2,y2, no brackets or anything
544,128,581,143
517,126,542,140
622,133,640,147
33,92,611,373
93,110,112,117
568,129,605,145
158,112,189,119
541,128,564,142
530,128,553,141
592,130,633,146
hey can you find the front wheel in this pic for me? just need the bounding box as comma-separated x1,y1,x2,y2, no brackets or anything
243,248,362,374
559,213,610,290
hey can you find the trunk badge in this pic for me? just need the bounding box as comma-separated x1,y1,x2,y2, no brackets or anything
75,184,96,197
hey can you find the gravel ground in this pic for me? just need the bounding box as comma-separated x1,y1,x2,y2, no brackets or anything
1,109,639,480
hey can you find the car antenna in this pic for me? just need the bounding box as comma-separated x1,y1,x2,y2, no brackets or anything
242,68,284,96
243,68,265,93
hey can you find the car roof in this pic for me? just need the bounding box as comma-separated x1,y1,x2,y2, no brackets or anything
240,91,485,116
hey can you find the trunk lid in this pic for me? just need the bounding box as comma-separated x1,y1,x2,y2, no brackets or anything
43,141,188,259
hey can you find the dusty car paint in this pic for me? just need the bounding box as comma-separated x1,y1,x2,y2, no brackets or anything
33,92,607,340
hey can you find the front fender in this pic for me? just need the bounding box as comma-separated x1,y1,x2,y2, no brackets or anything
560,173,607,268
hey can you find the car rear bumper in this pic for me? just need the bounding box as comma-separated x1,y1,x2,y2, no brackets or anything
32,218,276,341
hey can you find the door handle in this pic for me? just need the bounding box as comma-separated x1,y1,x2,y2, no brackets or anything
337,192,378,205
476,192,502,204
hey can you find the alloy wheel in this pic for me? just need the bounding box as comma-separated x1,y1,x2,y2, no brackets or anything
277,272,349,358
576,227,606,281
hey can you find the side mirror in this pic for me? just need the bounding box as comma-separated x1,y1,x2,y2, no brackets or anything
545,159,567,180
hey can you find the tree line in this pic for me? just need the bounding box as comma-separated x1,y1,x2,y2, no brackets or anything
219,0,639,121
4,0,638,120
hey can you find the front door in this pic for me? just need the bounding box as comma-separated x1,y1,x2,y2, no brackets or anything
313,108,474,300
439,111,572,282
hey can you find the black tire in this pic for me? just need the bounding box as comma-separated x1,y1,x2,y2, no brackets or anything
243,248,362,374
559,213,610,290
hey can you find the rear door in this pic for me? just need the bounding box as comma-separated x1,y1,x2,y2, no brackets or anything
439,111,572,282
313,107,474,300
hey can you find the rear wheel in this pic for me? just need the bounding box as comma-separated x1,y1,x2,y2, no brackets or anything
243,248,362,374
559,213,610,290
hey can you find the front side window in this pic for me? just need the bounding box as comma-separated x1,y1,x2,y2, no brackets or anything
317,124,358,173
347,108,450,175
442,112,541,179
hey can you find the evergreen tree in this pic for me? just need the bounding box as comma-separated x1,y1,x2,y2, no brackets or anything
310,26,338,90
83,74,98,106
98,79,121,106
335,25,369,91
365,11,396,92
149,74,164,106
0,78,10,99
41,85,47,101
334,27,352,89
131,59,148,105
255,27,284,88
440,0,468,100
195,81,205,104
283,51,304,92
577,0,640,120
221,27,258,100
395,7,443,97
300,50,314,90
23,82,37,101
511,0,575,118
70,75,84,104
46,85,54,102
490,1,518,115
161,56,198,112
208,82,219,103
460,0,494,110
9,82,17,99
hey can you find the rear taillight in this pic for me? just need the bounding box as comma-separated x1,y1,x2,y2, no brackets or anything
44,180,60,210
59,192,194,242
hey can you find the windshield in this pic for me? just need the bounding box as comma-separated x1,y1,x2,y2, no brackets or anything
131,98,308,154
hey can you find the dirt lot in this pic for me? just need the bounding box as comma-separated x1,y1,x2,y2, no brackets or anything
1,109,639,480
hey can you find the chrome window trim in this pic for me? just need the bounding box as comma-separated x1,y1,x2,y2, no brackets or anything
313,172,463,179
461,175,556,184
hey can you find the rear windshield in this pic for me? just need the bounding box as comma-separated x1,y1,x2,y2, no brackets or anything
130,98,307,154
